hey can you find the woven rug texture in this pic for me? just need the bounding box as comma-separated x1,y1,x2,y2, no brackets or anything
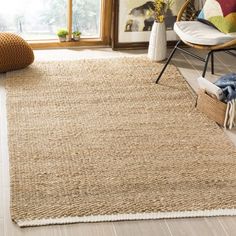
6,57,236,227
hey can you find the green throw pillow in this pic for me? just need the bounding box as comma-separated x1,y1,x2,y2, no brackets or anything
198,0,236,35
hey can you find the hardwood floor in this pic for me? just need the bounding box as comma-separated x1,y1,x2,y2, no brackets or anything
0,48,235,236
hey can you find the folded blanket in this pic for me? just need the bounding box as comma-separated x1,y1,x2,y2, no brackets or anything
224,99,236,129
215,73,236,102
197,77,224,100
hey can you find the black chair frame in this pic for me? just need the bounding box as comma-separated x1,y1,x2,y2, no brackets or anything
156,41,236,84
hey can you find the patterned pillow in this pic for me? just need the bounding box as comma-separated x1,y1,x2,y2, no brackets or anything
198,0,236,35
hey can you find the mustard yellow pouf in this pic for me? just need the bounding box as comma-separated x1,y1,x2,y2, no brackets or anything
0,33,34,73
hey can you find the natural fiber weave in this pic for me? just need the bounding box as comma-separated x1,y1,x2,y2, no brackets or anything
6,57,236,227
0,33,34,73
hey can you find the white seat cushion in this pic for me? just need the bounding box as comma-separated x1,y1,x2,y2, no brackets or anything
174,21,235,45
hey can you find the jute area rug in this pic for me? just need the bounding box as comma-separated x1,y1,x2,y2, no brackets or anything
6,57,236,227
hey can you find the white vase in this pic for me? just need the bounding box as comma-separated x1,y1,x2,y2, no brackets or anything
148,22,167,61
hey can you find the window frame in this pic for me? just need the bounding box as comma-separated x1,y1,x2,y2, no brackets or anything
28,0,112,49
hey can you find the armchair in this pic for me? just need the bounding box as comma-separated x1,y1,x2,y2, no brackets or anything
156,0,236,83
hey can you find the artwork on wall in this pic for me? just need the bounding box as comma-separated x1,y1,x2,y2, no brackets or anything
112,0,186,49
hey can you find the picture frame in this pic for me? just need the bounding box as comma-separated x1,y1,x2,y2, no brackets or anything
112,0,186,50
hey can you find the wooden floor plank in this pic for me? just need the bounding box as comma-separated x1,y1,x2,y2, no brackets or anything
113,220,172,236
0,218,4,236
172,51,200,92
0,163,3,219
166,217,227,236
218,217,236,236
204,217,230,236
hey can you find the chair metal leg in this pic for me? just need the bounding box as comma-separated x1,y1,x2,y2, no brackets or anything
202,51,212,78
211,52,214,75
156,40,181,84
225,50,236,57
155,45,236,83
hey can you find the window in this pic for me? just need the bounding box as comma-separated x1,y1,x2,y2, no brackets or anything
0,0,67,40
72,0,101,37
0,0,104,42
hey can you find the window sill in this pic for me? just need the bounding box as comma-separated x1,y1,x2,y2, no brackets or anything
29,38,109,49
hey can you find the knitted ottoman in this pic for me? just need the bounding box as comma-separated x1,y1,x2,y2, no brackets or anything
0,33,34,73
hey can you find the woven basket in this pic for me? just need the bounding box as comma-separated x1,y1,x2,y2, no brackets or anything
197,90,227,126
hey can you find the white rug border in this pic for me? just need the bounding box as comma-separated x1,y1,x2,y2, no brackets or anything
17,209,236,227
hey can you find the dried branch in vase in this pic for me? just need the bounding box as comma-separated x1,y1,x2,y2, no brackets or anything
154,0,174,23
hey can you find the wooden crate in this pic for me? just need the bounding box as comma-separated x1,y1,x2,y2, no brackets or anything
196,90,227,126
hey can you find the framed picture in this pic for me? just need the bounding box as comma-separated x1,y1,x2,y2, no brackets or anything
112,0,186,50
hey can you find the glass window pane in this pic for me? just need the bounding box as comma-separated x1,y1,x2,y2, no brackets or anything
72,0,101,37
0,0,67,40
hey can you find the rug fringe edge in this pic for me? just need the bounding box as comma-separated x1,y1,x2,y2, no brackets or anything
17,209,236,227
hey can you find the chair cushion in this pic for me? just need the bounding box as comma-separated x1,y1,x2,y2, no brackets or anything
174,21,235,45
198,0,236,35
0,33,34,73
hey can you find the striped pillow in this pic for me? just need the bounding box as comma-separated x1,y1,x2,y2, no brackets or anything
198,0,236,35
